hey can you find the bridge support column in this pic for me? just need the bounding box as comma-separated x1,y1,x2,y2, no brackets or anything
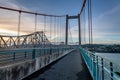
65,15,68,45
65,14,81,45
78,14,81,45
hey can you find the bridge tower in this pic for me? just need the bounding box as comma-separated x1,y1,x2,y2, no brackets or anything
65,14,81,45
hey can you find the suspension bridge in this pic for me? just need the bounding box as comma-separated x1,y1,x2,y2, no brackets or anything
0,0,120,80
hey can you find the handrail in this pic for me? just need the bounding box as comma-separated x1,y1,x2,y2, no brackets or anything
80,47,120,80
87,50,120,66
0,46,73,65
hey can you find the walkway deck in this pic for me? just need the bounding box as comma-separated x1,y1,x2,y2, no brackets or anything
26,49,92,80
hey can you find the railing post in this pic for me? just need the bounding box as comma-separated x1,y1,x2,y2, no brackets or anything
32,49,36,59
101,58,104,80
50,48,52,55
24,51,27,58
110,62,113,80
92,54,93,73
92,54,94,73
13,52,15,61
90,54,92,72
93,52,96,80
96,56,99,80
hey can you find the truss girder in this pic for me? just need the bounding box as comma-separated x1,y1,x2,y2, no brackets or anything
0,31,50,49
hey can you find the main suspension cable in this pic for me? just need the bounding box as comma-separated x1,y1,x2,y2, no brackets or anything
0,6,65,17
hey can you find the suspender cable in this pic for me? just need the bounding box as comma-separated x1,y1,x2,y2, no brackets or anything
90,0,93,45
58,17,60,44
50,16,52,47
18,11,21,36
53,17,54,45
56,17,57,45
56,17,58,45
88,0,93,50
88,0,93,48
60,18,61,43
55,17,57,45
57,17,59,45
68,23,73,45
44,16,46,47
57,17,59,47
60,18,62,43
57,17,60,44
83,7,86,45
58,17,60,45
54,17,56,45
88,0,91,46
35,13,37,32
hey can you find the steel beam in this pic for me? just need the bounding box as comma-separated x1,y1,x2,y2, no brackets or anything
78,14,81,45
0,31,50,48
65,15,68,45
67,15,78,19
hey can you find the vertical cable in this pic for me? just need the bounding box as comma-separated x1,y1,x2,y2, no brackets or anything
54,17,56,46
83,7,86,45
59,17,61,44
56,17,57,46
60,18,62,43
88,0,93,49
50,16,52,47
68,22,73,45
35,13,37,32
88,0,91,47
57,17,59,45
58,17,59,44
90,0,93,45
18,11,21,36
44,16,46,47
17,11,21,46
56,17,57,45
58,17,61,45
88,0,90,45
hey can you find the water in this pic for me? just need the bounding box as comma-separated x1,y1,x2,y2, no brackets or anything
96,53,120,80
96,53,120,65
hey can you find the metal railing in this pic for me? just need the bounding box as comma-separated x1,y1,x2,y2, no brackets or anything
0,46,73,65
80,47,120,80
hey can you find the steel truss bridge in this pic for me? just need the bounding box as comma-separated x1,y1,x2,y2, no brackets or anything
0,0,120,80
0,31,50,48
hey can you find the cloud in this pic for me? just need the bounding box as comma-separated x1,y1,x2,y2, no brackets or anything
94,4,120,21
0,0,67,43
0,0,43,35
0,0,20,9
91,4,120,44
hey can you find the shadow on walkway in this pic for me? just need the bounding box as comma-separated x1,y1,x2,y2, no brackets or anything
24,49,92,80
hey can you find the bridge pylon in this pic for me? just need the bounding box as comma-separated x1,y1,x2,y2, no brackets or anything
65,14,81,45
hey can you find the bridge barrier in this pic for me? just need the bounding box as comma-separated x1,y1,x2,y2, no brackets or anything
80,47,120,80
0,46,71,64
0,46,74,80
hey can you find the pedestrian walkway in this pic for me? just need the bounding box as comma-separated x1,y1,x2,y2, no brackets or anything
29,49,92,80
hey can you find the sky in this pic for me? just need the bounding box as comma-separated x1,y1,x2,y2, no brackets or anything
0,0,120,44
92,0,120,44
